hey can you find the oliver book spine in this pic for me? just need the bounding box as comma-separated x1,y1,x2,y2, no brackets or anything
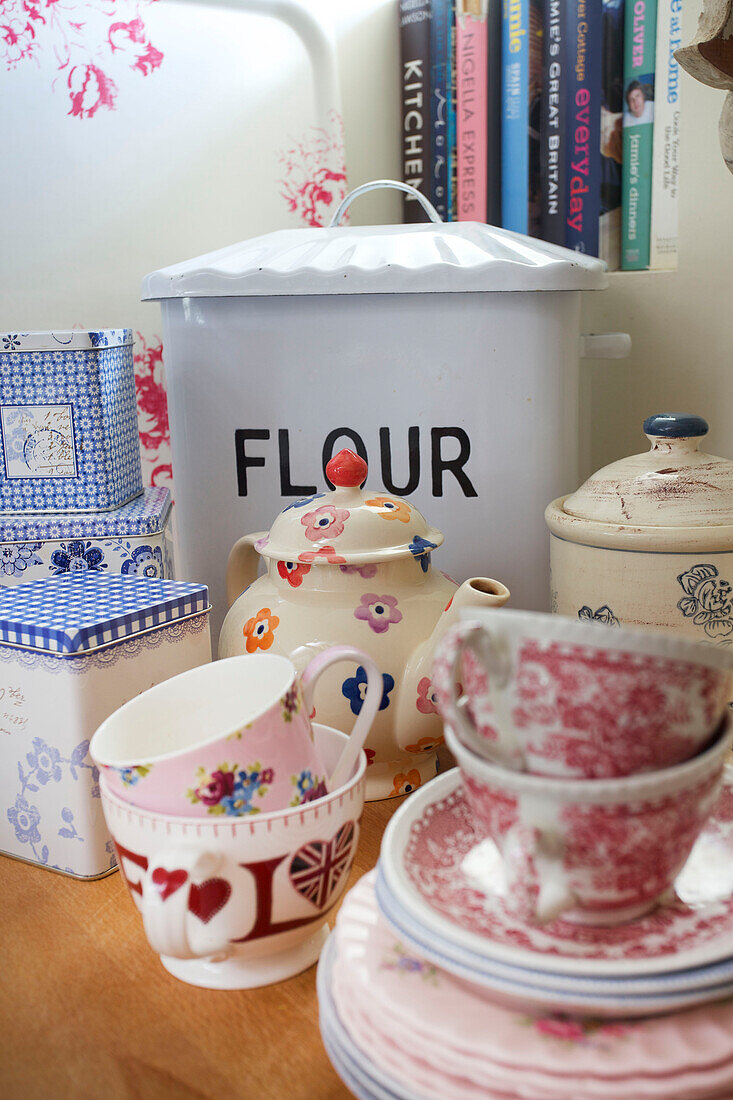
564,0,603,255
400,0,433,222
621,0,657,268
430,0,451,219
649,0,681,269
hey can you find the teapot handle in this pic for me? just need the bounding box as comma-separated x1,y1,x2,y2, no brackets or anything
226,532,267,606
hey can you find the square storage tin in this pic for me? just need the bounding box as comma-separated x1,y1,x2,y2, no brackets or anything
0,486,175,586
0,329,143,514
0,573,211,879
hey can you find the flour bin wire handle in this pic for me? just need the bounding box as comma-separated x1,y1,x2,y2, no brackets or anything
328,180,444,227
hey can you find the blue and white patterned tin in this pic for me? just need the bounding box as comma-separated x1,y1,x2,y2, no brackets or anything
0,573,211,878
0,487,175,588
0,329,143,514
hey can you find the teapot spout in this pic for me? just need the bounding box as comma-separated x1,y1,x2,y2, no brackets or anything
395,577,510,753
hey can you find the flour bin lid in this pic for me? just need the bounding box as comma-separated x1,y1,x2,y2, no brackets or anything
142,180,608,299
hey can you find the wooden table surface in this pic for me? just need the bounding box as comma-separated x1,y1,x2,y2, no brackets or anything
1,789,411,1100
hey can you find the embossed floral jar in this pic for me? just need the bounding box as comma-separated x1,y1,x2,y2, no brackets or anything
545,415,733,650
0,574,211,879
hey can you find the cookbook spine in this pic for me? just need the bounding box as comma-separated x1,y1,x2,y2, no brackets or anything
486,0,503,225
564,0,603,255
649,0,681,269
540,0,565,244
502,0,529,234
430,0,451,219
400,0,433,222
621,0,657,268
457,2,489,221
527,0,544,238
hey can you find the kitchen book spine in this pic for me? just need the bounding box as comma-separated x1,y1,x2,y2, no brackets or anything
599,0,625,269
430,0,451,220
501,0,529,233
564,0,603,255
456,1,489,221
400,0,433,222
621,0,657,268
649,0,681,269
540,0,565,244
486,0,503,225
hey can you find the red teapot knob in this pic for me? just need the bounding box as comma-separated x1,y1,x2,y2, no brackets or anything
326,449,368,488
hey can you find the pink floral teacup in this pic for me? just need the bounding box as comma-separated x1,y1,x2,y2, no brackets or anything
433,609,733,777
91,648,382,816
446,716,733,925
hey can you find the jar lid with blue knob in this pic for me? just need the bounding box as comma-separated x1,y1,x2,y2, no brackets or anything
548,414,733,541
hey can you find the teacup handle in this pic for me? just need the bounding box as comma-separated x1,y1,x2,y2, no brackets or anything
141,848,229,960
431,621,524,770
301,647,383,791
503,824,576,925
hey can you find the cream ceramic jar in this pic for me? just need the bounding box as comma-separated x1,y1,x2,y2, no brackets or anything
545,415,733,647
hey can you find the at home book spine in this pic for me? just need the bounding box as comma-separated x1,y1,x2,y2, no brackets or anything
502,0,529,234
400,0,433,222
430,0,451,220
649,0,681,269
564,0,603,255
599,0,625,269
540,0,564,243
621,0,657,268
486,0,503,225
457,1,489,221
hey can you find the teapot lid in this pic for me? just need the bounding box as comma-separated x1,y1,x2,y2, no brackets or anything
562,415,733,527
255,449,444,566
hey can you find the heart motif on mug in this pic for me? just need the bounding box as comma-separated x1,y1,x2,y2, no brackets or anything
189,878,232,924
151,867,188,901
289,821,356,909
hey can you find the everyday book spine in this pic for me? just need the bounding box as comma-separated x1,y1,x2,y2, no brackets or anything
649,0,681,269
457,1,489,221
621,0,657,268
430,0,451,219
502,0,529,234
564,0,603,255
540,0,565,244
487,0,503,225
400,0,433,222
599,0,625,269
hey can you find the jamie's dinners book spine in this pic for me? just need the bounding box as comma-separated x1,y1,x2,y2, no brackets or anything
621,0,657,268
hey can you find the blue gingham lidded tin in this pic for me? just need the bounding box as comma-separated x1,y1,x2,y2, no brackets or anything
0,573,212,878
0,486,174,587
0,329,143,514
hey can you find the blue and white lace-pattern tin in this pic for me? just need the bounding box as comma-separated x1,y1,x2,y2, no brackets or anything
0,330,143,514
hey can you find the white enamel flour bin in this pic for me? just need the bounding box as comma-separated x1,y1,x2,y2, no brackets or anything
0,574,211,878
142,182,628,640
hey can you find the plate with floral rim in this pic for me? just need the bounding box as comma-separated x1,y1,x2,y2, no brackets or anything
337,873,733,1082
378,766,733,978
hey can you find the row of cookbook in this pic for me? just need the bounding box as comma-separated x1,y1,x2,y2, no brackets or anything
398,0,681,270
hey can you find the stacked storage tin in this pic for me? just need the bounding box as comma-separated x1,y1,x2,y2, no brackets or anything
0,330,174,583
0,331,213,879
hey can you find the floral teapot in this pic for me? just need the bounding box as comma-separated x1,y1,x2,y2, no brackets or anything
219,449,510,800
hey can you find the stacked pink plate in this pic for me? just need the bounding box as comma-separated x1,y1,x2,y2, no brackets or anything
318,765,733,1099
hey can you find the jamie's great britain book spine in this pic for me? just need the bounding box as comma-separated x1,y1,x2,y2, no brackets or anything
400,0,433,222
564,0,603,255
430,0,451,220
456,1,489,221
540,0,565,245
621,0,657,268
502,0,529,233
649,0,681,269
